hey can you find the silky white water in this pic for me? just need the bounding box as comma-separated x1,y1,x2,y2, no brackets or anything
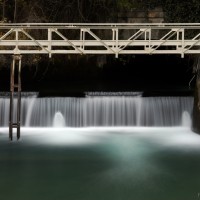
53,111,66,127
0,95,193,127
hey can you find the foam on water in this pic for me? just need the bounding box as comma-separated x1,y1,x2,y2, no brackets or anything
1,127,199,149
53,112,66,127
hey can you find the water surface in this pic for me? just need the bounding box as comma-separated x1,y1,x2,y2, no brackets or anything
0,127,200,200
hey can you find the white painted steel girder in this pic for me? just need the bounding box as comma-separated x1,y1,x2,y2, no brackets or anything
0,23,200,58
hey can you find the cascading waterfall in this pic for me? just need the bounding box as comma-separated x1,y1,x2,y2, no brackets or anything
0,92,193,127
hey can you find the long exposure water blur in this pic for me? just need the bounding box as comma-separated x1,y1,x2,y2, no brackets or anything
0,127,200,200
0,95,199,200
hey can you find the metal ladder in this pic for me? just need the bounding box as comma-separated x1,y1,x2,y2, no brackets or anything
9,55,22,141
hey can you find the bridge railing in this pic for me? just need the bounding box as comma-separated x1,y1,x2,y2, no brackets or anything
0,23,200,57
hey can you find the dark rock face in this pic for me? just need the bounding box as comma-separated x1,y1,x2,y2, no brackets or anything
192,79,200,133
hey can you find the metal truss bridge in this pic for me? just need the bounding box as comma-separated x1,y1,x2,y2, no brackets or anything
1,23,200,140
1,23,200,58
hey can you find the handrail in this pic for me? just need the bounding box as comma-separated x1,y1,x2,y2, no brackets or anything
1,23,200,29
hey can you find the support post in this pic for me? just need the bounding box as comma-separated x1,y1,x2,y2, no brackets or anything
9,55,22,141
192,76,200,133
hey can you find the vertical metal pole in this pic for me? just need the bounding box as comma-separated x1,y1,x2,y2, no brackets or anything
112,28,115,48
48,28,52,58
177,30,180,51
80,29,85,50
181,29,185,58
17,57,21,140
9,55,22,141
9,58,15,140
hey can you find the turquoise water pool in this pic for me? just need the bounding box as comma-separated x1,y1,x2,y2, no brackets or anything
0,127,200,200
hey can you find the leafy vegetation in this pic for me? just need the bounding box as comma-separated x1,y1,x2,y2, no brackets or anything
0,0,200,23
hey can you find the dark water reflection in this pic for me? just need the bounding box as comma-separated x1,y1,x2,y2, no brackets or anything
0,127,200,200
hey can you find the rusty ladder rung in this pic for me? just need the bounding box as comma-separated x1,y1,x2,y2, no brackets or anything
11,123,20,128
14,84,19,88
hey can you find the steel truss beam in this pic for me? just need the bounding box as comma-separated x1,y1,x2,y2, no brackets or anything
0,23,200,58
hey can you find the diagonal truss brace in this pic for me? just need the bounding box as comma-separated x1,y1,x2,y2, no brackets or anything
118,28,148,53
183,33,200,53
20,29,50,54
52,28,84,55
148,28,182,54
0,28,15,41
82,28,117,56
